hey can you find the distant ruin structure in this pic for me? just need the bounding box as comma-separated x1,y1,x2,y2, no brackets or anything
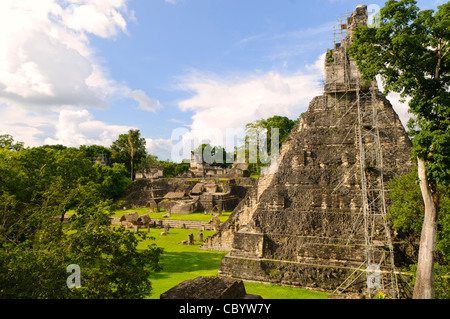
135,167,164,180
187,152,250,178
201,5,414,298
120,175,256,215
93,153,109,166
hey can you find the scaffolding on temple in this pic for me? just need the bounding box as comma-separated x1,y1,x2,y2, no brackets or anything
324,7,404,299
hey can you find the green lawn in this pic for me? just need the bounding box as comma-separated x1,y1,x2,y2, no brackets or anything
137,228,329,300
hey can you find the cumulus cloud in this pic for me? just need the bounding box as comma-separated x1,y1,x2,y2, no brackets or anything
0,0,159,147
124,89,162,112
0,103,56,147
44,109,134,147
146,137,175,161
173,54,325,152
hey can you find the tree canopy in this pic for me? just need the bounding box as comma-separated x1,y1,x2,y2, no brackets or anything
242,115,300,176
349,0,450,187
0,140,162,298
348,0,450,299
110,129,147,180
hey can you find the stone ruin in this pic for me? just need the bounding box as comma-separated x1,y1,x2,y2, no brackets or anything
135,166,164,180
120,175,256,215
119,212,151,229
186,152,250,178
201,5,414,297
160,276,262,299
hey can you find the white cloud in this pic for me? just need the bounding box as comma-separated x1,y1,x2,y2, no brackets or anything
61,0,128,38
0,0,158,147
174,54,325,150
0,103,56,147
170,52,413,163
146,137,175,161
376,75,413,128
44,109,133,147
124,89,162,112
386,92,413,128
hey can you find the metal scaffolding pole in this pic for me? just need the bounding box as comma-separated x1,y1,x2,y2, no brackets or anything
355,80,399,299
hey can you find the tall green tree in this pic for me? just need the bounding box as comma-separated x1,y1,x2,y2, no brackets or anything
111,130,147,180
348,0,450,298
192,143,233,168
243,115,299,176
0,144,162,298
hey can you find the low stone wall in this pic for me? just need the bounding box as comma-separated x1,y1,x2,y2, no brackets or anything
218,253,366,293
111,217,215,231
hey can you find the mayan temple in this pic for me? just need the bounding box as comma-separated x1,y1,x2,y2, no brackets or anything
201,5,414,298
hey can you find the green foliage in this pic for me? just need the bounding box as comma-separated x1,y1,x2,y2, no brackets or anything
0,134,24,151
348,0,450,188
66,205,163,299
388,167,450,298
373,291,386,299
403,263,450,299
242,115,300,176
245,115,298,147
388,166,450,262
92,163,132,200
158,160,190,178
0,140,162,299
192,143,233,168
79,144,112,162
388,166,425,233
138,154,159,171
326,50,334,63
110,129,147,180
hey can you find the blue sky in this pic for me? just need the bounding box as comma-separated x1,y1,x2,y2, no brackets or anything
0,0,444,161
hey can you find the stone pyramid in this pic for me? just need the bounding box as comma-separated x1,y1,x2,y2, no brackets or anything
201,5,414,295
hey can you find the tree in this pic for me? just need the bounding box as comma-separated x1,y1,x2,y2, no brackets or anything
388,167,450,299
137,154,159,172
192,143,233,168
111,130,147,181
0,134,24,151
243,115,299,176
79,144,112,163
348,0,450,298
158,160,190,178
0,144,162,298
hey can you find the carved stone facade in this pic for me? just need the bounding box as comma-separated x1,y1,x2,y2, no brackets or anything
135,167,164,180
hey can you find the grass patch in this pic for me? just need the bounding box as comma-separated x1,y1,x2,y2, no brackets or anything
137,228,227,299
138,228,328,300
244,282,328,299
